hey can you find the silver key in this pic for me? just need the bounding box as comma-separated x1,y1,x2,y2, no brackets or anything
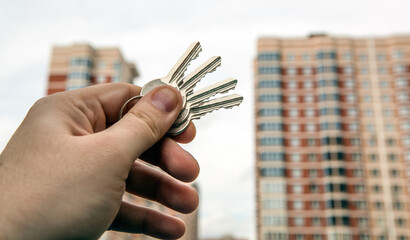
168,94,243,135
179,56,221,97
140,42,202,95
174,78,238,124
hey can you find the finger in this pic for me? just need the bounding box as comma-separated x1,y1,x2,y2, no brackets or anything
109,201,185,239
103,85,183,163
70,83,141,126
172,122,196,144
126,160,199,214
139,137,200,182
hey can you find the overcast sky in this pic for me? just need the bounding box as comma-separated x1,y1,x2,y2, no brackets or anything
1,0,410,239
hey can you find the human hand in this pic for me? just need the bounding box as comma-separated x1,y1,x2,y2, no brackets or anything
0,83,200,239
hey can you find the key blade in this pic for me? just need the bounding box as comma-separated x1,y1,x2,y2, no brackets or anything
180,56,221,93
190,94,243,120
164,42,202,84
187,78,238,107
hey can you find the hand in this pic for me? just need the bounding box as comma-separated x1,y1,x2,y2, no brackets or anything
0,83,200,240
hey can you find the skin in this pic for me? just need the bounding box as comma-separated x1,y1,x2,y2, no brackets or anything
0,83,200,240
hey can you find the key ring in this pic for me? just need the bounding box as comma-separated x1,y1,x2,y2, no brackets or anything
118,95,143,120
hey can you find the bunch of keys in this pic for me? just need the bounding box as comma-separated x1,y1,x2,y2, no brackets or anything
119,42,243,135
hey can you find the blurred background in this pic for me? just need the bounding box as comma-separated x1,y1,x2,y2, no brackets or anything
1,0,410,240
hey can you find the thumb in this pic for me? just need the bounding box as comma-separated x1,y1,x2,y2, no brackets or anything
104,85,183,161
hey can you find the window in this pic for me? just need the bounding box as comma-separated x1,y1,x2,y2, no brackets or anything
70,57,93,67
390,169,399,177
307,153,317,161
287,81,298,89
304,94,315,103
355,184,365,193
263,199,286,209
345,93,356,102
371,170,380,177
399,107,410,116
259,137,283,146
383,109,392,117
288,95,298,103
362,95,372,102
290,138,301,147
353,169,363,177
96,75,106,84
312,218,321,227
305,123,316,131
393,50,405,59
351,153,362,161
259,94,282,102
258,52,281,61
360,67,369,75
388,154,398,162
303,53,311,61
258,108,282,116
397,92,409,102
303,67,313,75
303,81,313,88
262,182,285,193
369,153,378,161
304,109,315,117
403,136,410,146
344,79,355,88
287,67,297,75
294,216,304,226
366,124,375,132
359,53,368,61
263,215,287,226
292,169,302,177
378,66,388,74
382,94,391,102
358,217,368,227
288,109,299,117
361,81,370,88
347,108,358,116
311,201,320,209
387,138,396,146
292,184,303,193
395,78,407,87
260,167,285,177
258,123,283,131
259,152,285,161
380,80,389,88
396,218,406,227
286,53,295,61
349,123,359,131
355,201,367,209
258,80,282,88
344,66,354,74
343,52,352,60
293,200,303,209
290,153,302,162
372,185,382,193
289,123,300,132
309,184,319,192
97,61,106,69
377,52,386,61
259,66,281,74
394,64,406,74
364,109,374,117
374,201,383,210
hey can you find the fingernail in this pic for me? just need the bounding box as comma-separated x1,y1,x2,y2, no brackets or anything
151,87,178,113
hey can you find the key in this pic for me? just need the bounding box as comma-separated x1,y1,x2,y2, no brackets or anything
174,77,238,124
140,42,202,95
168,94,243,135
179,56,222,96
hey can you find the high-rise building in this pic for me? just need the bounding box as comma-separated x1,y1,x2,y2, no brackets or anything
254,34,410,240
47,43,138,94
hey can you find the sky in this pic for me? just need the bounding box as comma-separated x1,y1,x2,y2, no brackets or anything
1,0,410,239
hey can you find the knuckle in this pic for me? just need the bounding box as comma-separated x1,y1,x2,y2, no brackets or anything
127,109,163,140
